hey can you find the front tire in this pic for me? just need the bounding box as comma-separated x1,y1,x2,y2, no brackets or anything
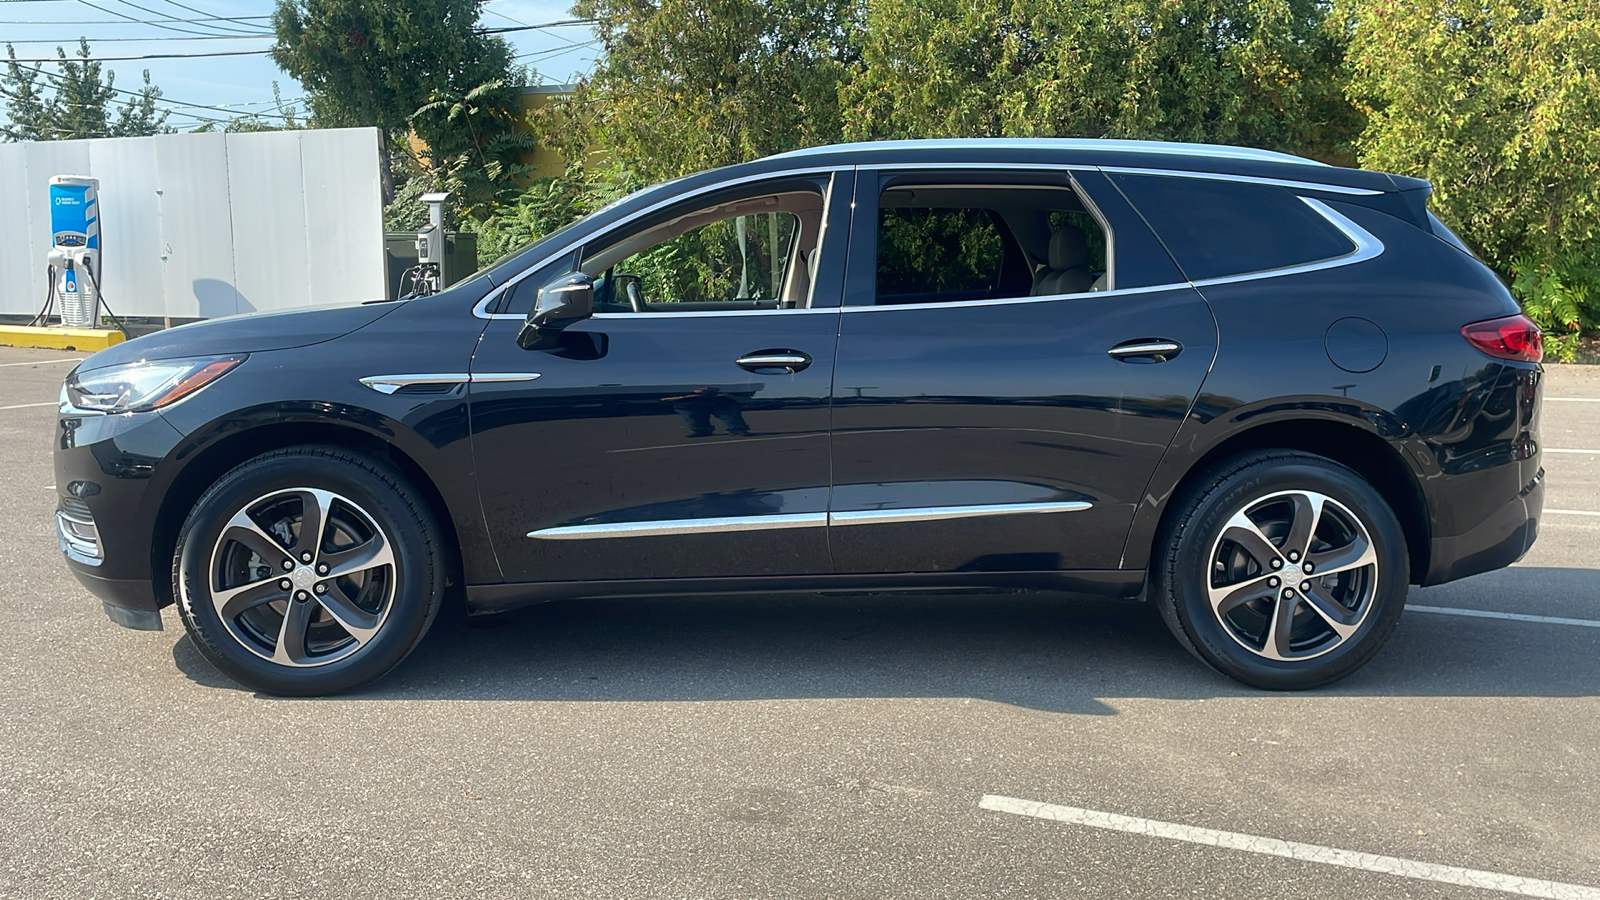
173,446,445,696
1154,451,1409,690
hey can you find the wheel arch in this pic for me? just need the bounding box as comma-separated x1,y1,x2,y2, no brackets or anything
150,420,466,608
1134,417,1430,583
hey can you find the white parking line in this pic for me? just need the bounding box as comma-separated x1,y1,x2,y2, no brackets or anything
0,401,56,411
0,357,82,368
1546,448,1600,454
979,795,1600,899
1547,509,1600,517
1408,605,1600,628
1547,397,1600,403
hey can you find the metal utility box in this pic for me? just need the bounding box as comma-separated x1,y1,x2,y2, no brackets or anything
383,231,478,299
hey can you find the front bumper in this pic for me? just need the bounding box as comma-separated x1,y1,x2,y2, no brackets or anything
55,402,186,628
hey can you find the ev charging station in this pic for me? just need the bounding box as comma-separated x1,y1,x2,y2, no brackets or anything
44,175,102,327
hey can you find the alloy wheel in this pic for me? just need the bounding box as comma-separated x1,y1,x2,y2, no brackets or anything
1206,489,1379,661
204,487,397,667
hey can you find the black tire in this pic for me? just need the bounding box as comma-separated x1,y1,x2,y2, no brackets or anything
173,446,445,696
1153,450,1409,690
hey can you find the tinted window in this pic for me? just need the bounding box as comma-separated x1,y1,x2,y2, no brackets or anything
617,212,798,307
877,207,1004,298
1110,174,1355,281
1048,210,1108,271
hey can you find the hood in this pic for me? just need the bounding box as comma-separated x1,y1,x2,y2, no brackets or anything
77,303,400,373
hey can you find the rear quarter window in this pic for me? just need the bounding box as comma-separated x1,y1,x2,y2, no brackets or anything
1109,174,1355,282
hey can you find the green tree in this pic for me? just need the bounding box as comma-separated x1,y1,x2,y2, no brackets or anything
566,0,859,181
2,40,168,141
1343,0,1600,264
843,0,1361,161
270,0,527,201
1343,0,1600,356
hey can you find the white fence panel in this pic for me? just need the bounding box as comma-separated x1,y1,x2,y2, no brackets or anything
157,131,239,318
88,136,165,320
0,127,385,319
299,128,385,308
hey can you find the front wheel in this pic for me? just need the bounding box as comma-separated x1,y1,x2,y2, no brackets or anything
1154,451,1409,690
173,446,446,696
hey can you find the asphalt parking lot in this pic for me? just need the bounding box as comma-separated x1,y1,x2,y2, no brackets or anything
1,345,1596,899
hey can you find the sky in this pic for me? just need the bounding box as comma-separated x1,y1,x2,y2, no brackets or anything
0,0,600,131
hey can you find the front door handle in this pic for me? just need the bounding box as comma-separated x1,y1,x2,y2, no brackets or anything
737,350,812,374
1108,339,1183,363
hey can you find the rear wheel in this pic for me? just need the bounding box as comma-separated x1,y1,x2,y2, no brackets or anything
1154,451,1409,690
173,446,445,696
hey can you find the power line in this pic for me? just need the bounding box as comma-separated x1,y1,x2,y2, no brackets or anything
7,56,296,118
5,46,267,60
74,0,262,38
7,33,273,41
107,0,269,34
0,14,269,22
150,0,272,34
480,19,595,34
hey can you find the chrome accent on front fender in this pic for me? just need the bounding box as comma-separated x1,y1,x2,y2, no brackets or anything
359,372,542,394
358,373,470,394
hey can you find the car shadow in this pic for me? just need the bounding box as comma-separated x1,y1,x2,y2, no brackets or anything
170,567,1600,710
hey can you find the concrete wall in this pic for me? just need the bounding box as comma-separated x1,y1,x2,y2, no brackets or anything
0,127,386,319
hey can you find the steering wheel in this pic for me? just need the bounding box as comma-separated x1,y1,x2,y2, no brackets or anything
624,278,645,313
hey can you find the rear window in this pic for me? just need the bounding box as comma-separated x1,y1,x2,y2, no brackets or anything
1109,174,1355,281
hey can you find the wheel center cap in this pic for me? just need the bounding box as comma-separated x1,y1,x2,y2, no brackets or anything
291,566,316,590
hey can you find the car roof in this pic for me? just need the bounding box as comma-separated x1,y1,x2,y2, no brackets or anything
741,138,1424,195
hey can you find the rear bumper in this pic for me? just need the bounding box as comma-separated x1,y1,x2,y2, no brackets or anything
1422,468,1542,586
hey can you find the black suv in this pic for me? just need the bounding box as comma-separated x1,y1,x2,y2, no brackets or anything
54,139,1545,695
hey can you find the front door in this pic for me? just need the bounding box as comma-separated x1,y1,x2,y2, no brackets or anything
828,168,1217,575
469,170,850,585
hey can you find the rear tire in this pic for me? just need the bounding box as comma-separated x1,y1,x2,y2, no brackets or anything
1154,451,1409,690
173,446,445,696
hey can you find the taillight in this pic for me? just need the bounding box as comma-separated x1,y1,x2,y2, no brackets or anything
1462,314,1543,363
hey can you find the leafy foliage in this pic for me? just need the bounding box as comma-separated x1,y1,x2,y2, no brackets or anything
876,208,1004,296
563,0,859,181
1511,255,1600,362
1343,0,1600,270
2,40,168,141
271,0,529,205
844,0,1362,161
470,162,633,262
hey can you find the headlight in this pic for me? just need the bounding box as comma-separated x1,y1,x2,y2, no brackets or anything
64,355,245,413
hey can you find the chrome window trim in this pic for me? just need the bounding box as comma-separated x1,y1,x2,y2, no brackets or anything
769,138,1323,167
476,168,1384,321
529,512,827,539
1097,166,1383,196
830,501,1092,526
592,307,839,319
473,165,839,320
526,501,1093,539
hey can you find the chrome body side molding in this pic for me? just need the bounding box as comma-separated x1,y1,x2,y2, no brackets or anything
529,513,827,540
527,501,1093,539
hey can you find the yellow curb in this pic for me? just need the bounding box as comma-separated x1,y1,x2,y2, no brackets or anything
0,325,125,351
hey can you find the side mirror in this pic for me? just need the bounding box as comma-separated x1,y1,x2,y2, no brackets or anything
518,273,595,350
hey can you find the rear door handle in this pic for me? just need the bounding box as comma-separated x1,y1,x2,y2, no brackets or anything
737,350,812,374
1108,339,1183,362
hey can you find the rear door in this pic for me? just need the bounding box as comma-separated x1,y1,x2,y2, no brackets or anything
827,167,1217,575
